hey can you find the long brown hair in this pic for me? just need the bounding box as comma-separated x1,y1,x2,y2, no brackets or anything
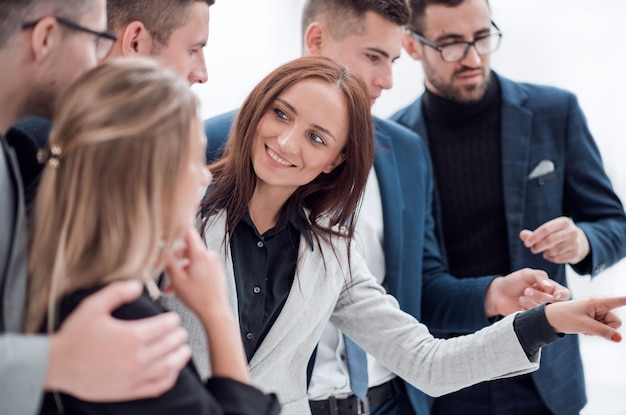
201,55,374,253
25,58,199,333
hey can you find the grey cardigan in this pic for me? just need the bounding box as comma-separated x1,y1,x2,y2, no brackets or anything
0,135,48,415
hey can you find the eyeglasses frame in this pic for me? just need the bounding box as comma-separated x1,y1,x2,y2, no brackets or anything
408,21,503,63
22,16,117,58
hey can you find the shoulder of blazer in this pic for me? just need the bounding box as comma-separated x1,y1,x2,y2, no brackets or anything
496,71,575,111
204,109,238,163
373,116,427,155
389,95,426,137
374,116,423,142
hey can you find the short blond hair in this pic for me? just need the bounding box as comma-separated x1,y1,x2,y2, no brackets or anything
25,57,200,333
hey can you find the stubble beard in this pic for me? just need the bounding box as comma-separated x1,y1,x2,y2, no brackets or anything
423,59,490,104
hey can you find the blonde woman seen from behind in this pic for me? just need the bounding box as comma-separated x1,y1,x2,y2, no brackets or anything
25,58,280,415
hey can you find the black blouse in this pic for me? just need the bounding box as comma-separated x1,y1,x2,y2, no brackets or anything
38,286,281,415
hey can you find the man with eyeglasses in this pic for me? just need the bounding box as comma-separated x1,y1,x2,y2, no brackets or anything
9,0,213,207
0,1,192,414
392,0,626,414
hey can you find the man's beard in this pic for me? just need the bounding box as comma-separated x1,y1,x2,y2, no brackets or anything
423,60,490,104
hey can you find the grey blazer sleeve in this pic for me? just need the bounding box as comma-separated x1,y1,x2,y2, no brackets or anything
0,334,49,415
330,249,539,398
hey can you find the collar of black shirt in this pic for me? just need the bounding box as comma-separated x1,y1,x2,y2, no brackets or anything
242,203,314,250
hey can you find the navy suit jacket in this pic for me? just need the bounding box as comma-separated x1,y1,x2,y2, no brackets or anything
391,72,626,415
205,112,499,414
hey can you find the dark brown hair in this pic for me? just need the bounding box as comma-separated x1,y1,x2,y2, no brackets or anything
407,0,489,33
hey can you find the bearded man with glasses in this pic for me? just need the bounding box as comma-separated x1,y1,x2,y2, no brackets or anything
392,0,626,414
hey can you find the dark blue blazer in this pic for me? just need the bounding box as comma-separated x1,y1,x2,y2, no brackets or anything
205,112,499,415
391,72,626,415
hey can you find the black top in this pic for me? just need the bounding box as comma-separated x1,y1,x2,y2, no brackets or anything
514,304,563,357
423,74,510,277
38,286,281,415
5,115,52,210
231,211,301,361
422,75,563,351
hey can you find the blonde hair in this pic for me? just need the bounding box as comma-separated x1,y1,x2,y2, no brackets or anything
25,57,200,333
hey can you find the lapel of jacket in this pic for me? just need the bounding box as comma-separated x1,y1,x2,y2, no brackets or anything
372,118,403,287
401,97,450,265
399,95,429,140
0,136,28,332
205,211,326,370
203,212,239,315
497,74,533,270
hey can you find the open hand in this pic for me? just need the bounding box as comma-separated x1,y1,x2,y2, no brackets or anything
485,268,570,317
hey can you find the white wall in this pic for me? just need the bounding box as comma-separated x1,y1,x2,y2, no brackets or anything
194,2,626,413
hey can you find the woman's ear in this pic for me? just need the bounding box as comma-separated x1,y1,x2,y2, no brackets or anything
402,31,423,61
119,21,153,57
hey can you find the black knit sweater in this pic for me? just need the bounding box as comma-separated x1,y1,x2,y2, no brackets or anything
423,75,511,277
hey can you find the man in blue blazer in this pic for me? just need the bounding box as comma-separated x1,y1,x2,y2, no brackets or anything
203,2,569,414
392,0,626,414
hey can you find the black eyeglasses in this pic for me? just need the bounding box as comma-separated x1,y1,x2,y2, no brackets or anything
22,16,117,60
408,21,502,63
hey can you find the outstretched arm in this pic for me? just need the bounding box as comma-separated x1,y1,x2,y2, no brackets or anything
46,280,191,400
544,296,626,342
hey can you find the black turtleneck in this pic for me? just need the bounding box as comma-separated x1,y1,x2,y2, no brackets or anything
423,74,510,278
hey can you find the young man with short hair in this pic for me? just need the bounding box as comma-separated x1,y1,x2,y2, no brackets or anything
106,0,213,85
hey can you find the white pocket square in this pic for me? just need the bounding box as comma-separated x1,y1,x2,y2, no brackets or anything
528,159,555,179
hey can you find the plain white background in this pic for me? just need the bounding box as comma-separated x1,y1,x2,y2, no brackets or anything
193,1,626,413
